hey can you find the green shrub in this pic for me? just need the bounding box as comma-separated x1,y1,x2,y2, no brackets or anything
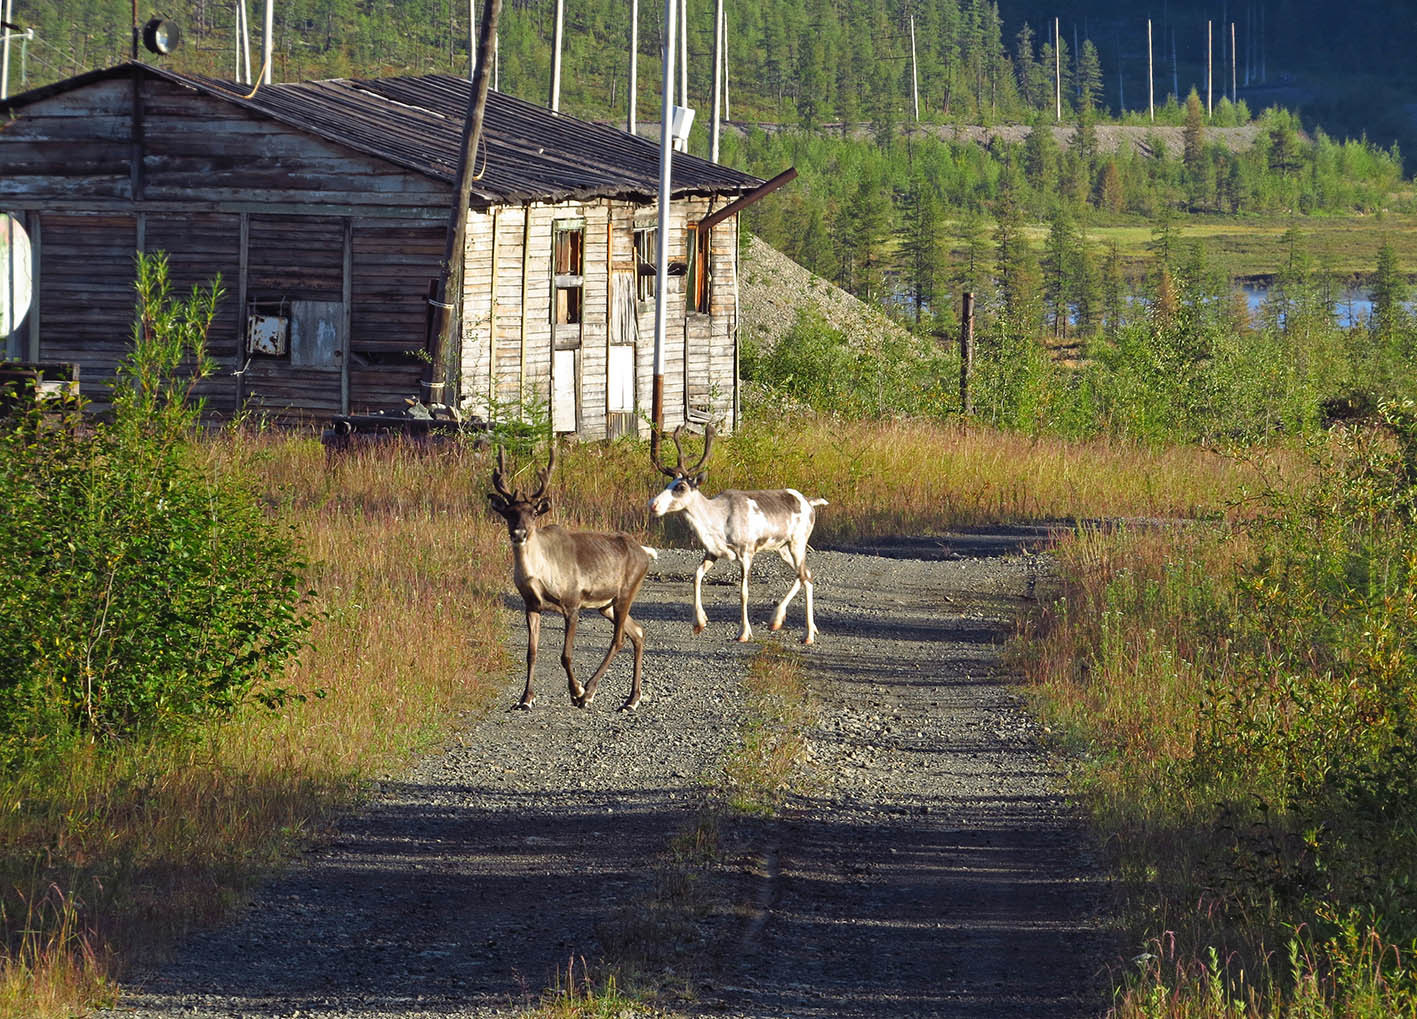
0,253,314,762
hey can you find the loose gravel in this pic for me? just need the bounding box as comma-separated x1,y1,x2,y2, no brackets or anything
104,527,1117,1019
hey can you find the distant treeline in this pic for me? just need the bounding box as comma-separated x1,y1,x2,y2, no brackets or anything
727,90,1408,332
4,0,1326,130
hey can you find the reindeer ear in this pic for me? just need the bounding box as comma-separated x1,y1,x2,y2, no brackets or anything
534,497,552,517
691,471,707,488
487,491,509,512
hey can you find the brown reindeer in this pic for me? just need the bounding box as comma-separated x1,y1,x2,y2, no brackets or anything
488,445,656,710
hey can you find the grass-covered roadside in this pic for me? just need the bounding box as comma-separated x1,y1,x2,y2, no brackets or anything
0,433,511,1018
1017,408,1417,1016
0,414,1262,1017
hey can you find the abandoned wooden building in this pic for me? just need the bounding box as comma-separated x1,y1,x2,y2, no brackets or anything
0,62,771,437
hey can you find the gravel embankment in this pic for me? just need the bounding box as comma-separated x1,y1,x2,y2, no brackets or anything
104,529,1117,1019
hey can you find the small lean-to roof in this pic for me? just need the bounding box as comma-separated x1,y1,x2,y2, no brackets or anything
0,63,764,206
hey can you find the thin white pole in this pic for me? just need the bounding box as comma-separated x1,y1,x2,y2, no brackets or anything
629,0,638,133
721,9,729,119
1231,21,1237,101
1207,20,1213,116
909,13,920,122
468,0,475,80
1147,19,1154,120
262,0,272,83
678,0,687,122
710,0,723,159
549,0,563,111
1054,17,1061,122
653,0,678,435
240,0,252,83
1,0,13,101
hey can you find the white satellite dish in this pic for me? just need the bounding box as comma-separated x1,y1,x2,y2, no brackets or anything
1,213,34,347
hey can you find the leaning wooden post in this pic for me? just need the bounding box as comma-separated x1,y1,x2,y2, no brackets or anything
427,0,501,410
958,291,974,417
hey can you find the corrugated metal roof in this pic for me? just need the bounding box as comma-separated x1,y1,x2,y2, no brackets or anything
2,63,764,206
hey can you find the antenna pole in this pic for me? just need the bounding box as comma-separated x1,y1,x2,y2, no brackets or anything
629,0,638,133
652,0,678,442
549,0,563,111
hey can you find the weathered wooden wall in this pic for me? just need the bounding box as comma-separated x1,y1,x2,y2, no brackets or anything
3,72,741,432
1,74,449,418
460,195,740,439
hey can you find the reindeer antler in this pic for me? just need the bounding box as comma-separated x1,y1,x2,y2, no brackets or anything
530,443,555,500
650,429,678,478
689,424,714,475
652,425,713,478
492,446,515,499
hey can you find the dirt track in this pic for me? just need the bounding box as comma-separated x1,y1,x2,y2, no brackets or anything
104,528,1118,1019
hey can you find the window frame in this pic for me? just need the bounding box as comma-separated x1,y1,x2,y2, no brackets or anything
551,219,586,326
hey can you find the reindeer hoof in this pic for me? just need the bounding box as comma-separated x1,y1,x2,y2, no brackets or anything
737,634,752,643
770,621,783,631
692,623,706,635
619,700,639,713
516,700,534,711
804,635,816,645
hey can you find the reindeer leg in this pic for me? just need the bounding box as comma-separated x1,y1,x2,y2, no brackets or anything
770,545,803,633
519,608,540,709
802,564,817,644
580,603,628,709
561,609,586,706
737,552,755,642
620,612,646,711
692,555,717,634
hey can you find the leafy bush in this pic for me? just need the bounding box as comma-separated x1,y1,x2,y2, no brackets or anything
0,253,314,762
741,309,957,420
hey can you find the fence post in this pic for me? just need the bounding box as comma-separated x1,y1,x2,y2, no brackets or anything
958,291,974,417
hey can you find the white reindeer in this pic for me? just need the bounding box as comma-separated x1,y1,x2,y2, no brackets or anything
488,445,656,711
649,426,827,644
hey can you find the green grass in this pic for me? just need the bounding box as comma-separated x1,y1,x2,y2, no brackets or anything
951,211,1417,281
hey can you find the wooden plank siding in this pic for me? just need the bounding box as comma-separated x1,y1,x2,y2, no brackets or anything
34,212,138,409
3,71,744,434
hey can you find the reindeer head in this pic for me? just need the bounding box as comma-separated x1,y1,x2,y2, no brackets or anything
648,425,714,517
488,445,555,545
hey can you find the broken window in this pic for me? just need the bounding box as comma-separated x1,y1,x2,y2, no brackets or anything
685,224,710,315
552,221,584,325
633,225,657,302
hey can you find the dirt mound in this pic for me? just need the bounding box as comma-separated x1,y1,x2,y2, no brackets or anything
738,235,917,351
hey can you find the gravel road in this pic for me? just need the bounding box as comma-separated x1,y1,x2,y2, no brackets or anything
104,527,1117,1019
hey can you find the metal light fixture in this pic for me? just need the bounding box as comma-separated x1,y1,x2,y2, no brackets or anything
141,17,180,55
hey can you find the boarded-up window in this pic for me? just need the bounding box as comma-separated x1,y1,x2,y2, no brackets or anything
685,224,710,315
633,225,657,302
553,222,584,325
607,344,635,414
552,347,577,432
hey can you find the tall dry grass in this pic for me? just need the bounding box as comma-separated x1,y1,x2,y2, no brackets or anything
0,415,1278,1017
0,433,510,1018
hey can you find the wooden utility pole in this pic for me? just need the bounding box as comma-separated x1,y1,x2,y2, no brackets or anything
1147,18,1154,120
958,292,974,416
549,0,563,111
427,0,502,409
